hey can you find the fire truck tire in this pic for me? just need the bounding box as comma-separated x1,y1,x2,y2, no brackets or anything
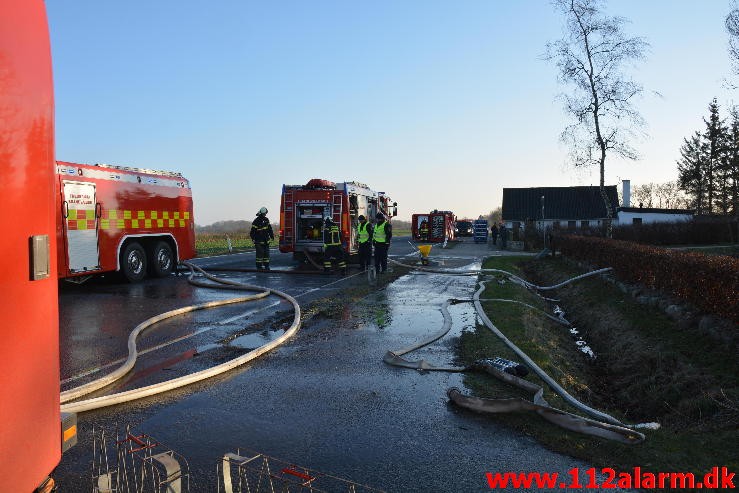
149,241,174,277
121,242,147,282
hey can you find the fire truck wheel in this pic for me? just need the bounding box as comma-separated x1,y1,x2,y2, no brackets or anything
149,241,174,278
121,242,147,282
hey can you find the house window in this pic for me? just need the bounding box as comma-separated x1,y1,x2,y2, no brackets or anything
567,220,576,229
632,218,642,225
581,220,589,228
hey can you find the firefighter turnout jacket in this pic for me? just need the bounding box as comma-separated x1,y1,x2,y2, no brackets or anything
250,215,274,244
323,222,342,246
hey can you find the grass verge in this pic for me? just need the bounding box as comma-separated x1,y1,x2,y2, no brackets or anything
196,233,277,256
458,255,738,480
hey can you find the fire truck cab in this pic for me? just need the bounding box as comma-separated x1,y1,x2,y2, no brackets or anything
279,179,396,261
56,161,196,282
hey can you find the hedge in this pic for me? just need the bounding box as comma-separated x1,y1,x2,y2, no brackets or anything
612,218,738,246
557,236,739,324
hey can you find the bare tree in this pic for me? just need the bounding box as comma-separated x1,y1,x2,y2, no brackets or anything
631,182,655,208
546,0,648,236
657,181,690,209
726,3,739,74
487,206,502,224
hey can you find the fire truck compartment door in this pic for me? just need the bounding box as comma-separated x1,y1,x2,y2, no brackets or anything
62,181,100,272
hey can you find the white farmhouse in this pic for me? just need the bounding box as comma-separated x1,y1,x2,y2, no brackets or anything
616,180,694,225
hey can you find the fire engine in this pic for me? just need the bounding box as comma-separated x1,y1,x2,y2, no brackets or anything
1,2,76,491
411,210,456,243
279,179,397,262
56,161,196,282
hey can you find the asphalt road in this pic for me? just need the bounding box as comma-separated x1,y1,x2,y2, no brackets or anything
54,238,619,492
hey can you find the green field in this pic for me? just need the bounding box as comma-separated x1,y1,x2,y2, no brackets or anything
670,244,739,256
196,228,411,257
195,233,277,257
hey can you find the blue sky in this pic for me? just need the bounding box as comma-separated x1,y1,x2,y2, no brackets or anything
47,1,736,224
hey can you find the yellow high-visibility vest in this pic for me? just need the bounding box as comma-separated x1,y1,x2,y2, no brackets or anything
374,222,387,243
358,222,370,243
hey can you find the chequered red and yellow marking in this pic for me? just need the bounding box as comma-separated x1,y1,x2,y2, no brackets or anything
66,209,191,230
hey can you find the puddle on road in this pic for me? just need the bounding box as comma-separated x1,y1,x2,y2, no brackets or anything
353,265,482,371
195,327,286,354
228,329,286,350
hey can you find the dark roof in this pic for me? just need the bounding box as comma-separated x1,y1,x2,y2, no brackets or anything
502,186,618,221
618,207,695,215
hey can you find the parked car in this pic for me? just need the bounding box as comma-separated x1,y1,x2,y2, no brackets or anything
455,220,473,236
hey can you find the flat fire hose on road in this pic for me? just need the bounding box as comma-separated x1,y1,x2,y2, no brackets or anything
382,262,657,443
60,262,301,414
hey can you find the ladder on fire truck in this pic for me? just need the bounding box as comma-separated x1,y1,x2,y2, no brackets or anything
332,192,343,223
283,190,294,244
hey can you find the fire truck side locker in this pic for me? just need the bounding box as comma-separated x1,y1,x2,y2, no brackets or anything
61,180,101,273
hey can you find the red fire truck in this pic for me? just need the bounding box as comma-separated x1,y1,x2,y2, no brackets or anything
1,2,76,491
411,210,456,243
279,179,397,262
56,161,196,282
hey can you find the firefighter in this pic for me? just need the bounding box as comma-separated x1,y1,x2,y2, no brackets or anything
357,215,373,271
419,219,429,241
323,217,346,274
250,207,274,270
373,212,392,274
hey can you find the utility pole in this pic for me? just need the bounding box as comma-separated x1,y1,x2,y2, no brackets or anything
541,195,546,248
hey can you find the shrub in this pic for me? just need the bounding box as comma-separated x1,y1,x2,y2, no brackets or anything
558,235,739,324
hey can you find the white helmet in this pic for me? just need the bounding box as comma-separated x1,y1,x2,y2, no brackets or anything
257,207,268,215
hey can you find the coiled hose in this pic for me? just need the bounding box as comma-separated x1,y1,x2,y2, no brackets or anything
60,262,301,413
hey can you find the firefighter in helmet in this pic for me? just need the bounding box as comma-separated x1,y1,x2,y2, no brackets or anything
322,216,346,275
419,218,429,241
250,207,274,270
357,214,373,271
373,212,392,274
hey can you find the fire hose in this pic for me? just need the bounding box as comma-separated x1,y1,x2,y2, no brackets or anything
383,261,659,442
60,262,301,414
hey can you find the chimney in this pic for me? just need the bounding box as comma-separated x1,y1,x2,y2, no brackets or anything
622,179,630,207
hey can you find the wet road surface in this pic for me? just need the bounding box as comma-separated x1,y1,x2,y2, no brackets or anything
55,239,615,492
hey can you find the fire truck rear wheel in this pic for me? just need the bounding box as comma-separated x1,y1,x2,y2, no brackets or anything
121,242,147,282
149,241,174,277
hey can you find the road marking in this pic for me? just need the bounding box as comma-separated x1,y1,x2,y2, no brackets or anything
219,301,281,324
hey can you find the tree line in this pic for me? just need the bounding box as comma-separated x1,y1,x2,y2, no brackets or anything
677,98,739,216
